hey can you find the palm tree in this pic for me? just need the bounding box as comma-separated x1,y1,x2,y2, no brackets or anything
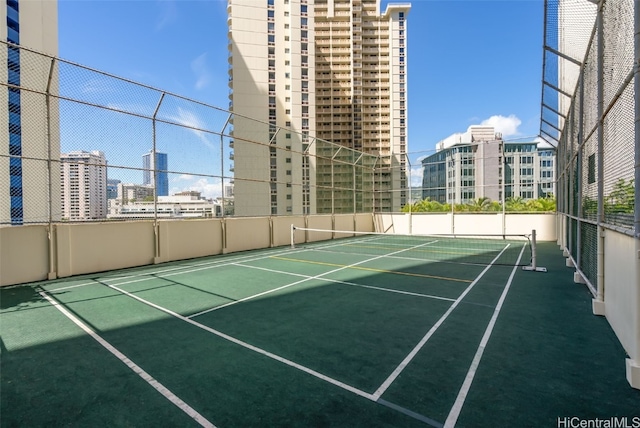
467,197,492,211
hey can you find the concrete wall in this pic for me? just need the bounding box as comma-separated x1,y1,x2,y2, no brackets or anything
56,222,155,278
374,212,557,240
601,229,640,386
0,214,374,286
157,219,223,263
0,225,50,285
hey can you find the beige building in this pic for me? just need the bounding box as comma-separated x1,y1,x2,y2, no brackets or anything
0,0,59,225
228,0,409,216
60,151,107,220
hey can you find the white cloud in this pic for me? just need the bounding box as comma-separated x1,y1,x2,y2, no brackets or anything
156,0,178,31
173,174,194,182
170,107,215,150
409,166,423,188
191,53,212,90
480,114,522,137
170,177,223,199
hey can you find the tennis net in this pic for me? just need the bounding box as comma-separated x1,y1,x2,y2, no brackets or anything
290,226,538,268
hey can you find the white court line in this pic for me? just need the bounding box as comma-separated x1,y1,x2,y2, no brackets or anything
45,247,303,292
372,243,512,400
231,262,456,303
46,234,382,293
308,247,491,267
101,282,375,400
100,281,441,427
443,244,526,428
188,239,440,319
39,291,215,428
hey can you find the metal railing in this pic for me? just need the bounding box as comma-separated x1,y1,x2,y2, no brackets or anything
0,41,402,226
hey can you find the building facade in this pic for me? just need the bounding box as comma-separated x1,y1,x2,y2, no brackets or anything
115,183,155,204
60,151,107,220
142,150,169,197
108,192,220,219
106,178,121,200
1,0,59,225
421,126,556,204
227,0,410,216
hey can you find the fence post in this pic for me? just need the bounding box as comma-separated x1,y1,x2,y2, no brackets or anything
46,56,57,280
152,93,165,264
628,0,640,388
595,1,605,308
220,113,232,218
635,0,640,239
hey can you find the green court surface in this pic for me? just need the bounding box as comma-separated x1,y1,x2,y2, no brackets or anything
1,238,639,427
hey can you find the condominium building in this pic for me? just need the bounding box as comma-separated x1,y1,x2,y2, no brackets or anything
1,0,59,225
421,126,556,204
142,150,169,197
60,151,107,220
115,183,155,204
227,0,410,216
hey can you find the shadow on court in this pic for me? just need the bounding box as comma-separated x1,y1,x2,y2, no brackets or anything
1,242,638,427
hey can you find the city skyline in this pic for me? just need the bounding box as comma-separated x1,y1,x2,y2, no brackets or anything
57,0,545,191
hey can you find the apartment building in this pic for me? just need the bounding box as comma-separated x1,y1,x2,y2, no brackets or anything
421,126,556,204
60,151,107,220
227,0,410,216
1,0,59,225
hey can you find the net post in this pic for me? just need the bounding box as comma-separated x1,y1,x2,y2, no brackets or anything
522,229,547,272
290,224,296,249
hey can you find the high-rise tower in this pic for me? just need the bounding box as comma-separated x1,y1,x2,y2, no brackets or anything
227,0,409,216
60,151,107,220
1,0,59,225
142,150,169,197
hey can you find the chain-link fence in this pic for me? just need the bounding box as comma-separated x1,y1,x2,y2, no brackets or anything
0,41,399,225
541,0,638,295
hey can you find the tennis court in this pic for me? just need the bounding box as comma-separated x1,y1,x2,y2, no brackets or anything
1,230,638,427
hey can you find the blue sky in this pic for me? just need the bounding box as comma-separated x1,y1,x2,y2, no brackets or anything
58,0,544,192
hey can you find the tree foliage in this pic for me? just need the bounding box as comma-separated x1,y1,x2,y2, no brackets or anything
582,179,635,215
402,196,557,213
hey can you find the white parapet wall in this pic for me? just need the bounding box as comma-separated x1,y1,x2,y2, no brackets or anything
601,228,640,388
0,213,376,287
373,212,557,240
0,224,50,285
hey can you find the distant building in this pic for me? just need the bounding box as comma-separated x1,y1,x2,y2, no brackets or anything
224,183,234,198
142,150,168,196
421,126,555,204
106,179,120,200
60,151,107,220
116,183,155,204
108,191,221,219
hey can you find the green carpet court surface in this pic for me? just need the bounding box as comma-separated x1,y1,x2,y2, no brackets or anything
1,238,639,427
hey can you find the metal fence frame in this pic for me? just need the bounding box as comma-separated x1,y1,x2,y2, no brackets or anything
0,41,405,228
540,0,639,298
